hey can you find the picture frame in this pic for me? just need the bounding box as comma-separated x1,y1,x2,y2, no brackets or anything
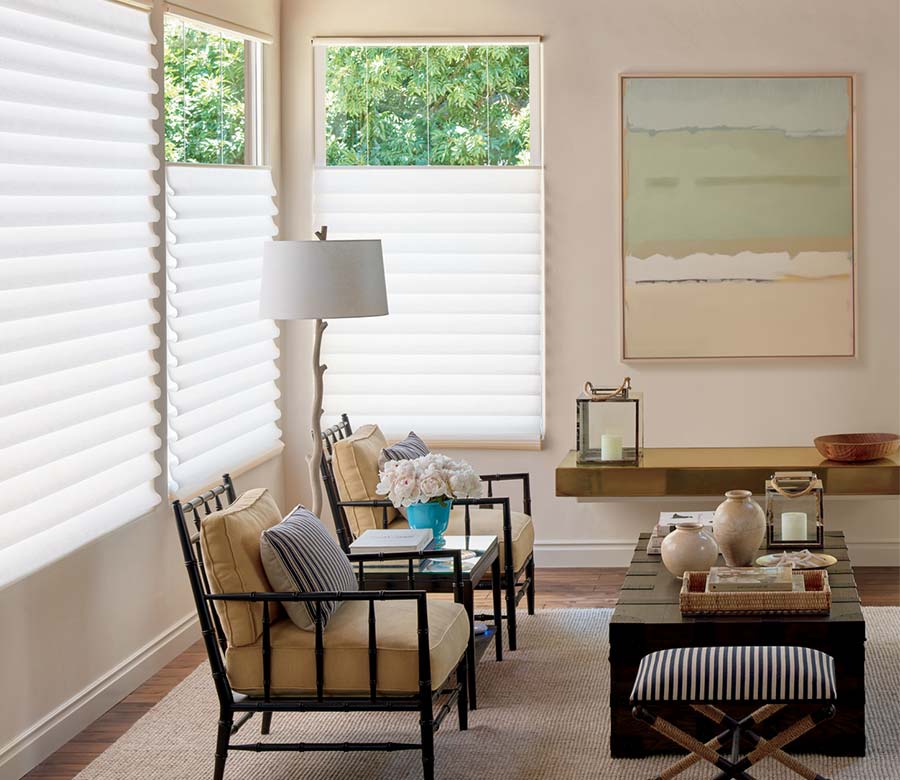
619,73,857,361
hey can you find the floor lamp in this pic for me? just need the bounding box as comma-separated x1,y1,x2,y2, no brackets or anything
260,235,388,516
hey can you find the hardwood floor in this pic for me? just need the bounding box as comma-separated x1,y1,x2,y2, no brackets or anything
22,567,899,780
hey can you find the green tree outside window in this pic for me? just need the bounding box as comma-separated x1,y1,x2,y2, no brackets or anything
325,45,531,167
164,18,246,165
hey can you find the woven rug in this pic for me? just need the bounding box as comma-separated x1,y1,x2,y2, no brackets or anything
75,608,900,780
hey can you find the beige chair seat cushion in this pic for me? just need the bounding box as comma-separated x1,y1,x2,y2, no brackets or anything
332,424,398,536
392,507,534,572
226,598,469,696
200,488,283,648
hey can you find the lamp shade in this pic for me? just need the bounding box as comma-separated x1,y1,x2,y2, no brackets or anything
259,239,388,320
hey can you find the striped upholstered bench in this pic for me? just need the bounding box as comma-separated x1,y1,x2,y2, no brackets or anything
630,646,837,780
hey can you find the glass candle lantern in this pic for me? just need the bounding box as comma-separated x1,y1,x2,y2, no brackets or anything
576,377,643,465
765,471,825,549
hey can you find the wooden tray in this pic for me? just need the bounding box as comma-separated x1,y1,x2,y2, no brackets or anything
680,570,831,616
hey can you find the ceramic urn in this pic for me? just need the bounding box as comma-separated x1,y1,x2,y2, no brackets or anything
660,522,719,579
712,489,766,567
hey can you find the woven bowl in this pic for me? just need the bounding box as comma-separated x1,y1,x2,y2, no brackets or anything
814,433,900,462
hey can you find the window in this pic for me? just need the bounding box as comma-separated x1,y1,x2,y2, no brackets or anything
164,16,252,164
314,39,543,445
0,0,162,571
164,16,281,496
324,44,533,166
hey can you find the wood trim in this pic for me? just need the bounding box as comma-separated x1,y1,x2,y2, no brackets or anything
4,613,198,780
106,0,152,10
312,36,542,46
163,3,273,44
168,443,284,502
421,439,543,451
618,73,858,361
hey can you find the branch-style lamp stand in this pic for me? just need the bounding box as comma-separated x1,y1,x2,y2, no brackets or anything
260,229,387,518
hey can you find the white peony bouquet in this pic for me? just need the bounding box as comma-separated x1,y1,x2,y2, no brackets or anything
376,453,483,508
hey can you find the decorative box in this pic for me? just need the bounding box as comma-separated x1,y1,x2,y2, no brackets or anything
765,471,825,549
576,377,643,465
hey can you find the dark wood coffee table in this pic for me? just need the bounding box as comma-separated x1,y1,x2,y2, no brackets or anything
609,530,865,757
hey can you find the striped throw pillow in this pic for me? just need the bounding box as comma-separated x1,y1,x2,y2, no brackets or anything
378,431,430,470
260,505,358,631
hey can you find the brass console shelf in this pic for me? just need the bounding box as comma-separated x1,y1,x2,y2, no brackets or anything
555,447,900,497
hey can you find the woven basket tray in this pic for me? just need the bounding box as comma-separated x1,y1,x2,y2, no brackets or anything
680,570,831,616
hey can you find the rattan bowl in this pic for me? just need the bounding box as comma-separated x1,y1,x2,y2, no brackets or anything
814,433,900,462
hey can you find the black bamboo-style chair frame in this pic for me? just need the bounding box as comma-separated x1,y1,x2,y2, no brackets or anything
173,474,469,780
320,414,536,651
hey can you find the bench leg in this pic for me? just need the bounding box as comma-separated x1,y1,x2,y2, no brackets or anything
633,703,835,780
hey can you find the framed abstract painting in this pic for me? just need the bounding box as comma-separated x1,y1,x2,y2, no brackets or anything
620,74,856,359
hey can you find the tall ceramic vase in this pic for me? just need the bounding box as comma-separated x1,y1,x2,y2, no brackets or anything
713,489,766,567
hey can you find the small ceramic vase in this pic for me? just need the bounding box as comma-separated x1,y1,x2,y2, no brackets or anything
713,489,766,567
660,522,719,579
406,499,452,548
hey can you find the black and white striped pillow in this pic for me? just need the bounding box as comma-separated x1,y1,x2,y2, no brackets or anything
260,505,358,631
378,432,431,518
378,431,430,469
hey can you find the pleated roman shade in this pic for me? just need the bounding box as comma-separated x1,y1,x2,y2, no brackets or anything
166,164,282,496
314,166,544,444
0,0,163,559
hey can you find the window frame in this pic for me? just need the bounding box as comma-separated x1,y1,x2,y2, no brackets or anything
313,36,542,168
161,11,280,498
162,8,266,166
312,37,545,449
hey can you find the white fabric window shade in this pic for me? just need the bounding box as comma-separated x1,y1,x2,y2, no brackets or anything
0,0,162,558
166,165,282,496
315,167,543,444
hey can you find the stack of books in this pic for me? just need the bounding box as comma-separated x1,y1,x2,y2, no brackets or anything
706,566,804,593
349,528,433,554
646,511,715,554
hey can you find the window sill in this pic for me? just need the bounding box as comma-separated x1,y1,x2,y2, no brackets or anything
418,439,544,452
168,442,285,503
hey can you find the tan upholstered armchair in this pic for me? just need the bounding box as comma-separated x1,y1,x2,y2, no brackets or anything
173,475,470,780
320,414,536,651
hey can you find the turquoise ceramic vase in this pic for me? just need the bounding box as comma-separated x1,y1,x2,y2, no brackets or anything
406,499,452,548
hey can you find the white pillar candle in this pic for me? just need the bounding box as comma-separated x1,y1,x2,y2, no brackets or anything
781,512,807,542
600,434,623,461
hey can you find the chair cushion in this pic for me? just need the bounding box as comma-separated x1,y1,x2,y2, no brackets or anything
630,646,837,704
333,424,398,535
391,507,534,572
226,598,469,696
260,505,359,631
200,488,282,648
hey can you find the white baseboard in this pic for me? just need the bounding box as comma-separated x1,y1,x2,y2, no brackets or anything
534,539,639,567
535,539,900,568
0,613,199,780
846,541,900,567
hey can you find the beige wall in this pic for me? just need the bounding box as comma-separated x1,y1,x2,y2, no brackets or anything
280,0,900,566
0,2,283,778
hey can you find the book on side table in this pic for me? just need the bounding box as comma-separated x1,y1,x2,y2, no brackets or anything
349,528,433,554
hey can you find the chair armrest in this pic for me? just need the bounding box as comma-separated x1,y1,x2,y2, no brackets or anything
335,497,396,529
477,472,532,516
206,589,425,603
